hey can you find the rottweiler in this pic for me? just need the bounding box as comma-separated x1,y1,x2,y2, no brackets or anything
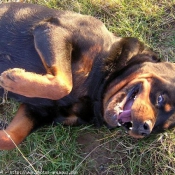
0,3,174,150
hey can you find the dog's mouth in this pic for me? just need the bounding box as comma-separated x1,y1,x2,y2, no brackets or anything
104,83,141,131
115,84,140,130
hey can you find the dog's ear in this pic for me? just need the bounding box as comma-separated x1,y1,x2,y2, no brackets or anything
162,114,175,130
153,113,175,133
105,37,159,72
116,37,145,62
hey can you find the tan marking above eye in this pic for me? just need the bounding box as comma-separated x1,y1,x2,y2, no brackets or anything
164,103,172,112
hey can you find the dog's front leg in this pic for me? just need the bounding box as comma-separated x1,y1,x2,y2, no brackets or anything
0,68,72,100
0,18,73,100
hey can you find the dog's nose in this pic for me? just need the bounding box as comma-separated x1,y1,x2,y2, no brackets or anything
138,120,152,136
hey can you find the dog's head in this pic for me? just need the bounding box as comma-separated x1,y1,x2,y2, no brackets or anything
103,38,175,138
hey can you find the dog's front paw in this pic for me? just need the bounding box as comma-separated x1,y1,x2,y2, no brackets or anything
0,68,25,91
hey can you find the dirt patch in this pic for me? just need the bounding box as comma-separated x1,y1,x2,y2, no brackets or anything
77,130,130,174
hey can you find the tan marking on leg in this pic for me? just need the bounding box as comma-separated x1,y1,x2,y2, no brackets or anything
0,68,72,100
0,104,34,150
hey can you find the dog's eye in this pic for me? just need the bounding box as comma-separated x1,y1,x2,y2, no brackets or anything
157,94,165,106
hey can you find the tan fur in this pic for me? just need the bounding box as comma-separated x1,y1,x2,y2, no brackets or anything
0,104,33,150
0,68,72,100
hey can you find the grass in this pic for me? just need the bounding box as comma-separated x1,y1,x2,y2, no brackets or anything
0,0,175,174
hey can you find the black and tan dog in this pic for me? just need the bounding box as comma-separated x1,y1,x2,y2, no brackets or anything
0,3,174,150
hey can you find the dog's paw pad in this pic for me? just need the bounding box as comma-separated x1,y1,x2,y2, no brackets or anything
0,120,8,130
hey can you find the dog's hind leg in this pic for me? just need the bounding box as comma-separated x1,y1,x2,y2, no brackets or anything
0,104,34,150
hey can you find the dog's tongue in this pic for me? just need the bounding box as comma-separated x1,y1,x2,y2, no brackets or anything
118,99,134,123
118,110,131,123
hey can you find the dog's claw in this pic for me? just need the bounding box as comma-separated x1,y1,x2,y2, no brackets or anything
6,73,16,82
